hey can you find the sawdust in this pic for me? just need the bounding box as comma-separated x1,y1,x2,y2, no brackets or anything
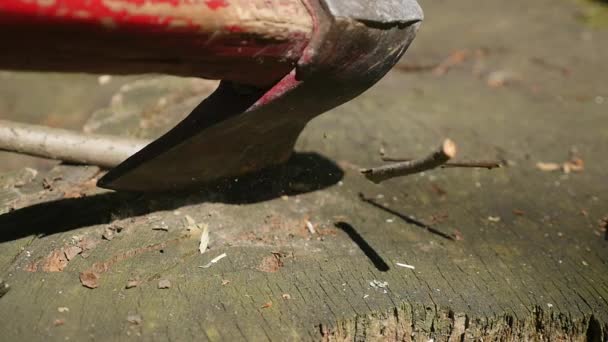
79,236,189,288
257,252,288,273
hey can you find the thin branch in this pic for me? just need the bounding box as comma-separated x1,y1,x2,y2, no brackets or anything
0,120,149,168
381,156,503,170
361,139,457,184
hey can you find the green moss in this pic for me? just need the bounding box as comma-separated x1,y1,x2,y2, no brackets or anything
576,0,608,27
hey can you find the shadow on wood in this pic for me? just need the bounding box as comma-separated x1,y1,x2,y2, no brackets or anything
335,221,390,272
0,152,343,243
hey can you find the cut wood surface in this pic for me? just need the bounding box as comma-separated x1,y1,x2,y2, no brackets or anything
1,0,608,340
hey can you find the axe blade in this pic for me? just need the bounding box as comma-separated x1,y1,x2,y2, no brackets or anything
98,0,423,192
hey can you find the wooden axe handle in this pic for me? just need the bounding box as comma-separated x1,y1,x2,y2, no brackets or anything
0,0,313,86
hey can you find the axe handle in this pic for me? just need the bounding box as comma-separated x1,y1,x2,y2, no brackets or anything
0,0,313,86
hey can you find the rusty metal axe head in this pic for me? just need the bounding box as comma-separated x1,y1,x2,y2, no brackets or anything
98,0,423,192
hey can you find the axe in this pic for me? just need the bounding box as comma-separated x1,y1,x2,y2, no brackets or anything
0,0,422,191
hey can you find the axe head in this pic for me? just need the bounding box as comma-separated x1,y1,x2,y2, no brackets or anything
98,0,423,192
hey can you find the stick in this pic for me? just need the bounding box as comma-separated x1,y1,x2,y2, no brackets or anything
361,139,457,184
381,157,502,170
0,120,149,169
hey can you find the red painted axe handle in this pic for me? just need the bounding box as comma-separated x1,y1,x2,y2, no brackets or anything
0,0,313,86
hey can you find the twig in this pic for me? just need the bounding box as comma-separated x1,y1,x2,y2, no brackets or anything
0,120,149,168
381,157,502,170
361,139,457,184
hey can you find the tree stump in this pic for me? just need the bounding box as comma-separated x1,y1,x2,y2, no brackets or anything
1,0,607,340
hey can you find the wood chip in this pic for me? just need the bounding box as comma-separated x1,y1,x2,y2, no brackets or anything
305,220,316,234
199,253,227,269
488,216,501,223
125,278,141,289
98,75,112,85
452,229,465,241
487,70,520,88
158,279,171,289
563,157,584,173
536,157,584,173
127,314,142,325
77,237,99,258
102,227,115,241
79,271,100,289
396,263,416,270
185,215,197,228
536,162,561,172
63,246,83,261
0,279,10,298
199,223,210,254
